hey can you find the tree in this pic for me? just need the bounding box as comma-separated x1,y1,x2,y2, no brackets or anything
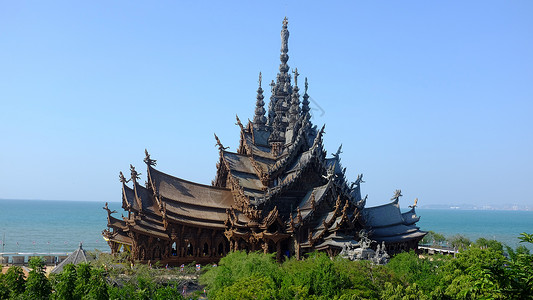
2,266,26,298
386,250,449,296
51,263,77,300
421,231,446,246
447,234,472,250
474,237,503,252
25,256,51,299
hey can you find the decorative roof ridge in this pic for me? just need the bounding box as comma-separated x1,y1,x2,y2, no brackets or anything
261,132,328,204
218,152,258,219
363,197,400,211
221,148,269,187
163,196,232,212
120,181,132,211
148,165,232,192
267,116,311,176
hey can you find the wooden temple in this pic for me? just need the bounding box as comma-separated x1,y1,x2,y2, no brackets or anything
102,18,426,265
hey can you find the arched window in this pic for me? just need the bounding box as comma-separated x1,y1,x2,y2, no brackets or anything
218,242,224,256
187,243,194,256
203,242,209,256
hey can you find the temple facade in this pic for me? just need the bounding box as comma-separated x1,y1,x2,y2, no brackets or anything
102,18,426,265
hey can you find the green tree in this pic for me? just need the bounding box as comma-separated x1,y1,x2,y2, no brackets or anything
496,233,533,299
474,237,504,252
51,263,77,300
421,231,446,246
25,256,51,299
2,266,26,298
85,267,109,300
219,274,277,300
447,234,472,250
441,247,507,299
200,251,279,299
386,250,450,297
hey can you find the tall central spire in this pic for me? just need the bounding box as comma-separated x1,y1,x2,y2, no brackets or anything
268,17,293,146
278,17,291,93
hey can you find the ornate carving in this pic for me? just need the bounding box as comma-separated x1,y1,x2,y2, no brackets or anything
119,171,129,183
214,133,229,151
103,202,117,215
391,189,402,202
143,149,157,166
409,198,418,208
130,165,141,182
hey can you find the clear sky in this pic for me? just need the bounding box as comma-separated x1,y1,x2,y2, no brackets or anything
1,1,532,208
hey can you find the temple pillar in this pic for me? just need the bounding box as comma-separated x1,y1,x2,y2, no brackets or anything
276,242,281,261
295,238,300,260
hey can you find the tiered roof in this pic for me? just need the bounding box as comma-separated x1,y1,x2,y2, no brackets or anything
103,18,426,259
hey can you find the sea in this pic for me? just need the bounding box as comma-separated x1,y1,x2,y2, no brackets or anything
0,199,532,255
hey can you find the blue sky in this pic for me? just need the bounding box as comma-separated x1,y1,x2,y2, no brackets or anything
1,1,532,208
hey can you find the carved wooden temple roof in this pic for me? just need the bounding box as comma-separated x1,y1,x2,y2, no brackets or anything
103,18,426,263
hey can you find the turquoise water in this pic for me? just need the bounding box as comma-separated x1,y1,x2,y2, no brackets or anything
416,209,533,249
0,200,532,254
0,199,122,254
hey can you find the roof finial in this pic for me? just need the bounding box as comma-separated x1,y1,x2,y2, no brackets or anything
302,77,310,117
214,133,229,151
130,164,141,182
119,171,129,183
253,72,267,129
143,149,157,166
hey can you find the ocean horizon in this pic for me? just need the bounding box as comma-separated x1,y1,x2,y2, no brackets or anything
1,199,531,254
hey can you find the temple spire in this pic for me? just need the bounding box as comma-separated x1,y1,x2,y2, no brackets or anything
253,72,267,130
288,68,300,127
301,77,310,118
278,17,291,93
267,80,276,127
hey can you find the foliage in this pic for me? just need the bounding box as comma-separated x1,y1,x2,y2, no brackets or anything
447,234,472,250
421,231,446,246
386,250,450,296
199,251,279,299
1,265,26,298
24,256,52,299
474,237,504,252
201,251,400,300
3,233,533,299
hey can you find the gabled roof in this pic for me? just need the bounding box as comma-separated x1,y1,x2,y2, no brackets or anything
123,183,158,214
51,243,91,274
363,199,426,243
363,199,404,228
149,166,234,209
147,166,250,228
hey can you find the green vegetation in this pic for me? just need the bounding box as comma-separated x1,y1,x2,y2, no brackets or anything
0,233,532,299
200,233,533,299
